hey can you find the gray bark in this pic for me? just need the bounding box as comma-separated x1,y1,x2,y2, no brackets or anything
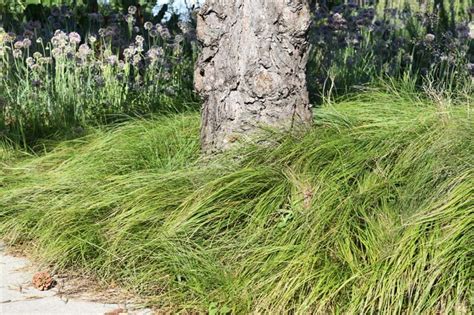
195,0,313,153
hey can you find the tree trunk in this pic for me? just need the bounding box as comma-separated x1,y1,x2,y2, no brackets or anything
195,0,313,153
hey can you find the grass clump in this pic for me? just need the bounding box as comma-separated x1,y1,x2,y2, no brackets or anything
0,92,472,313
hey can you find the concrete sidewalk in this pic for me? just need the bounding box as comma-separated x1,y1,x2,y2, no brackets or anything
0,243,150,315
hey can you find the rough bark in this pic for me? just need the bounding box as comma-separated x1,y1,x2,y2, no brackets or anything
195,0,313,153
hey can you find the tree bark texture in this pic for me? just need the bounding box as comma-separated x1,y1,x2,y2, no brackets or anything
195,0,313,152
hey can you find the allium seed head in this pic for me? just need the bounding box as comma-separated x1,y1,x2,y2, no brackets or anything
22,38,32,48
26,57,35,67
13,41,24,49
135,35,145,44
106,55,119,66
144,21,153,31
149,29,159,38
425,33,435,42
13,49,22,58
128,5,137,15
68,32,81,44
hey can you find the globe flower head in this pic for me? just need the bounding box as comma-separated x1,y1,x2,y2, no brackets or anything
144,21,153,31
173,44,183,56
33,52,42,59
88,35,97,44
0,29,6,44
51,30,68,48
425,33,435,43
26,57,35,68
22,38,32,48
68,32,81,45
13,41,24,49
23,30,34,39
13,49,22,58
106,55,119,66
123,45,137,59
94,75,105,87
5,32,16,43
332,13,346,24
128,5,137,15
178,21,192,35
118,60,125,70
149,29,159,38
157,24,171,40
147,47,164,63
98,28,106,37
467,63,474,76
126,14,136,24
39,57,53,65
132,54,142,66
78,44,92,58
174,34,185,44
51,47,63,58
402,53,413,64
135,35,145,48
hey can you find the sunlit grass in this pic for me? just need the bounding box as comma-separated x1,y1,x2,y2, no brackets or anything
0,91,472,313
